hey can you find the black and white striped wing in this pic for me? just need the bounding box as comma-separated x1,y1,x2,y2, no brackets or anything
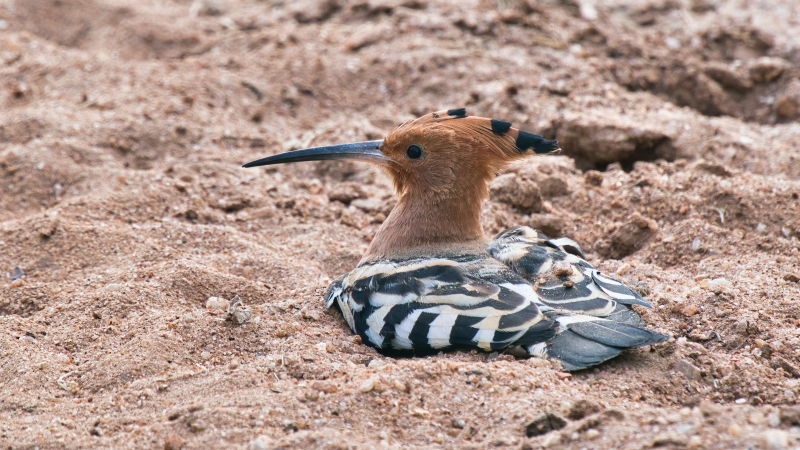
488,226,652,322
324,256,558,354
488,226,667,370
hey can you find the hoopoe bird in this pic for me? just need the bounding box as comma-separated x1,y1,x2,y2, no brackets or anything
244,109,666,370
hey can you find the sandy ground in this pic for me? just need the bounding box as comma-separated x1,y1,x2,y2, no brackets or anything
1,0,800,448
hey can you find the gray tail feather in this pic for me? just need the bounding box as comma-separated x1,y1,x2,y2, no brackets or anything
605,304,645,326
538,319,667,371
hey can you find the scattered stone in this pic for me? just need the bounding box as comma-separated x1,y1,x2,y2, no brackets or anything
687,435,703,449
761,430,789,450
10,267,23,281
527,213,566,238
289,0,342,23
567,399,602,420
301,308,321,321
411,408,431,419
489,173,543,213
189,421,207,432
553,261,573,277
9,278,24,288
311,381,338,394
102,283,124,292
783,273,799,283
651,433,688,447
776,96,798,118
225,296,252,324
596,213,658,259
584,170,603,187
250,435,274,450
358,377,377,393
556,112,674,171
327,182,366,205
703,62,752,92
696,161,733,177
707,278,732,293
584,428,599,439
675,359,702,380
771,357,800,378
205,296,229,312
538,176,570,197
200,351,211,360
525,412,567,437
749,411,766,425
779,405,800,426
749,57,790,83
314,341,334,353
452,418,466,429
369,359,392,370
163,433,185,450
680,304,700,317
727,423,742,436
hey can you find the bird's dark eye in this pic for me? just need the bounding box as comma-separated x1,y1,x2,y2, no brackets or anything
406,145,422,159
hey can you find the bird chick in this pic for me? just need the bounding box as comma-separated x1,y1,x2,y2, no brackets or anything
244,108,666,370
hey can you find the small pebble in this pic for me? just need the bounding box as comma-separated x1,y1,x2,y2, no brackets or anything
250,435,273,450
368,359,386,369
687,435,703,449
707,278,732,292
205,297,229,312
10,266,24,280
691,238,701,251
301,308,320,321
314,342,334,353
359,378,376,393
680,304,700,317
225,297,252,324
163,433,185,450
756,223,766,232
762,430,789,450
728,423,742,436
735,398,747,404
200,351,211,360
452,418,466,429
749,411,766,425
102,283,123,292
675,359,702,380
311,381,338,394
584,428,599,439
554,261,573,277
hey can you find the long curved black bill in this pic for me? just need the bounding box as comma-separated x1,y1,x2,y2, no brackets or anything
242,140,385,168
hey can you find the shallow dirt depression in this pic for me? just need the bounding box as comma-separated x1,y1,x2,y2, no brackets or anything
1,0,800,449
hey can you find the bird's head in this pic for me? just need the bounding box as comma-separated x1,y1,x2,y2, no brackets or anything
243,108,559,205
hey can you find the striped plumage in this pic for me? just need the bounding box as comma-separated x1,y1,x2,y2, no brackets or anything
244,108,666,371
325,226,665,371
